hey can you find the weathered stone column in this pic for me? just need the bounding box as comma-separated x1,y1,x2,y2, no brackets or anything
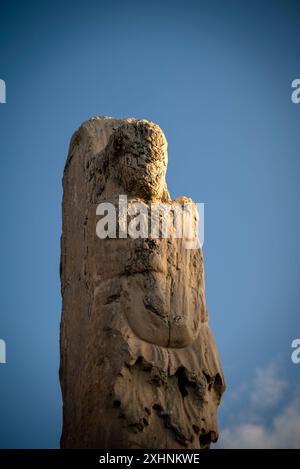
60,117,225,449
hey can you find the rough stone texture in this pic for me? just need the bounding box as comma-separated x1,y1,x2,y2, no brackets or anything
60,117,225,449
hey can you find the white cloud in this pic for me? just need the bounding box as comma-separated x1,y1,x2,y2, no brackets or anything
218,397,300,448
216,361,300,448
250,362,286,409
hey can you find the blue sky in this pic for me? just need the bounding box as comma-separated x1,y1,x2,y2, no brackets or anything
0,0,300,448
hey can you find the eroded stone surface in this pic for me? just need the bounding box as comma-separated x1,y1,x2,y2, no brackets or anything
60,117,225,448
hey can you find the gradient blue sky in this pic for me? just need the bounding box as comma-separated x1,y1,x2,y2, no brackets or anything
0,0,299,448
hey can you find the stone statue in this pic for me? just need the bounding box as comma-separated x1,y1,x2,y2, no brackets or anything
60,117,225,448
